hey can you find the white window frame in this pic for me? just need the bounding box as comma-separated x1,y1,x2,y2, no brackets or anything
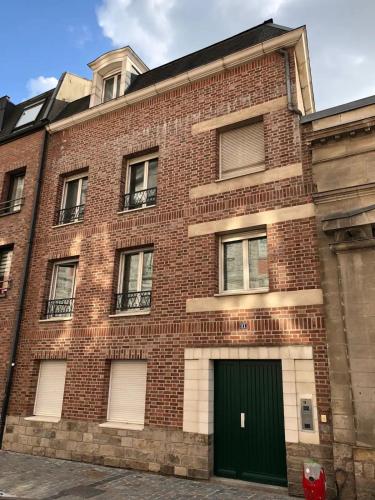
61,173,88,213
32,360,67,421
125,153,158,211
219,230,268,294
102,72,121,102
15,100,45,128
49,259,78,316
0,247,13,294
117,248,153,297
8,172,25,212
105,360,147,430
218,120,265,180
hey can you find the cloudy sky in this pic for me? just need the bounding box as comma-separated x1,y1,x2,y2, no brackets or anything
1,0,374,110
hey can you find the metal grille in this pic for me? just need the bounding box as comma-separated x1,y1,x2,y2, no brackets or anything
115,291,151,311
45,298,75,319
57,204,85,225
0,197,24,215
123,187,157,211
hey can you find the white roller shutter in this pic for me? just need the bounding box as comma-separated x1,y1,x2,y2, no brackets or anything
220,121,265,179
34,361,67,418
108,361,147,425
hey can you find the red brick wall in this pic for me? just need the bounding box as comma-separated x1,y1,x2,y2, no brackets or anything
0,130,44,412
8,52,332,444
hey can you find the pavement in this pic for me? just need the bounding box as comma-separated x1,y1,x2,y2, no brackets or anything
0,451,297,499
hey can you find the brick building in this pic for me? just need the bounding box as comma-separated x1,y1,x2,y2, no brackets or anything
1,20,336,497
0,76,91,426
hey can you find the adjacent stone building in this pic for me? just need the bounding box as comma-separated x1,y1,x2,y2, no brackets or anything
302,97,375,499
0,19,350,498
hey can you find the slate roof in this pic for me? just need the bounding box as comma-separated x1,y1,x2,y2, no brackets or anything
0,89,55,144
56,20,293,122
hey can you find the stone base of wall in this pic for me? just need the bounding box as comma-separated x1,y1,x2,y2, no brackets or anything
353,446,375,500
4,416,337,498
286,443,335,499
3,416,211,480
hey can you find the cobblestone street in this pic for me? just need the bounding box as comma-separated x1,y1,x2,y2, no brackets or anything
0,451,297,499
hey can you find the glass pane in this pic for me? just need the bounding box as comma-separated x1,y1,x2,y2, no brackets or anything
248,237,269,288
64,179,79,209
129,163,145,193
123,253,139,293
9,174,25,211
141,252,153,291
79,177,88,206
104,77,114,102
223,241,244,290
54,263,76,299
147,159,158,189
115,74,121,97
15,102,44,127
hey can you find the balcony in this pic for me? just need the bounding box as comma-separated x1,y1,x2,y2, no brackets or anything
44,298,74,319
0,278,11,295
123,187,157,211
57,204,85,225
115,291,152,312
0,197,24,216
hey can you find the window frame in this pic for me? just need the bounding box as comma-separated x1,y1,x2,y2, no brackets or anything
102,72,121,102
33,360,67,420
14,100,45,129
0,247,13,295
106,360,147,429
124,153,158,211
48,259,79,306
218,120,265,181
219,230,268,295
117,247,153,295
59,173,88,225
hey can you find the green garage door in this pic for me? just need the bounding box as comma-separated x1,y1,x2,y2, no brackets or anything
214,360,287,486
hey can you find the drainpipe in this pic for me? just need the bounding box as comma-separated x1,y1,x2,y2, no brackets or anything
0,128,49,446
278,48,302,116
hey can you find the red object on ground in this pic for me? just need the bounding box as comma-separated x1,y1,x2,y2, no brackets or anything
302,461,327,500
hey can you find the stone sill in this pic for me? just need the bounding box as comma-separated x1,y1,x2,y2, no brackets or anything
109,310,150,317
52,220,83,229
215,288,269,297
39,317,72,323
99,421,144,431
117,204,156,215
24,416,61,423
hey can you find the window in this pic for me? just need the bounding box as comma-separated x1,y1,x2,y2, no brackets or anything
0,247,13,295
116,249,153,312
1,172,25,215
58,174,88,225
220,231,269,293
15,101,44,128
45,260,78,319
123,155,158,211
107,361,147,429
220,121,265,179
33,361,67,420
103,73,121,102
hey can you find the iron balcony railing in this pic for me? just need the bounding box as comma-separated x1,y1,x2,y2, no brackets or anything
0,197,24,215
115,290,152,312
57,204,85,225
45,298,75,319
123,187,157,211
0,279,12,295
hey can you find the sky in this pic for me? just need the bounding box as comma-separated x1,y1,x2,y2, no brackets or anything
0,0,374,111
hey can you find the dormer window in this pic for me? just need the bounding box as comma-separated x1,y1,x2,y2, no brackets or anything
103,73,121,102
15,100,44,128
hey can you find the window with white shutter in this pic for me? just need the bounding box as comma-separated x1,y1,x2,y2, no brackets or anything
220,121,265,179
107,361,147,429
34,361,67,419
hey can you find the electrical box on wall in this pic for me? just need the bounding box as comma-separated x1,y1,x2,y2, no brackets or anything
300,398,314,430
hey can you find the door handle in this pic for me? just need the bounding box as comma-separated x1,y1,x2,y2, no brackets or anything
240,412,245,428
